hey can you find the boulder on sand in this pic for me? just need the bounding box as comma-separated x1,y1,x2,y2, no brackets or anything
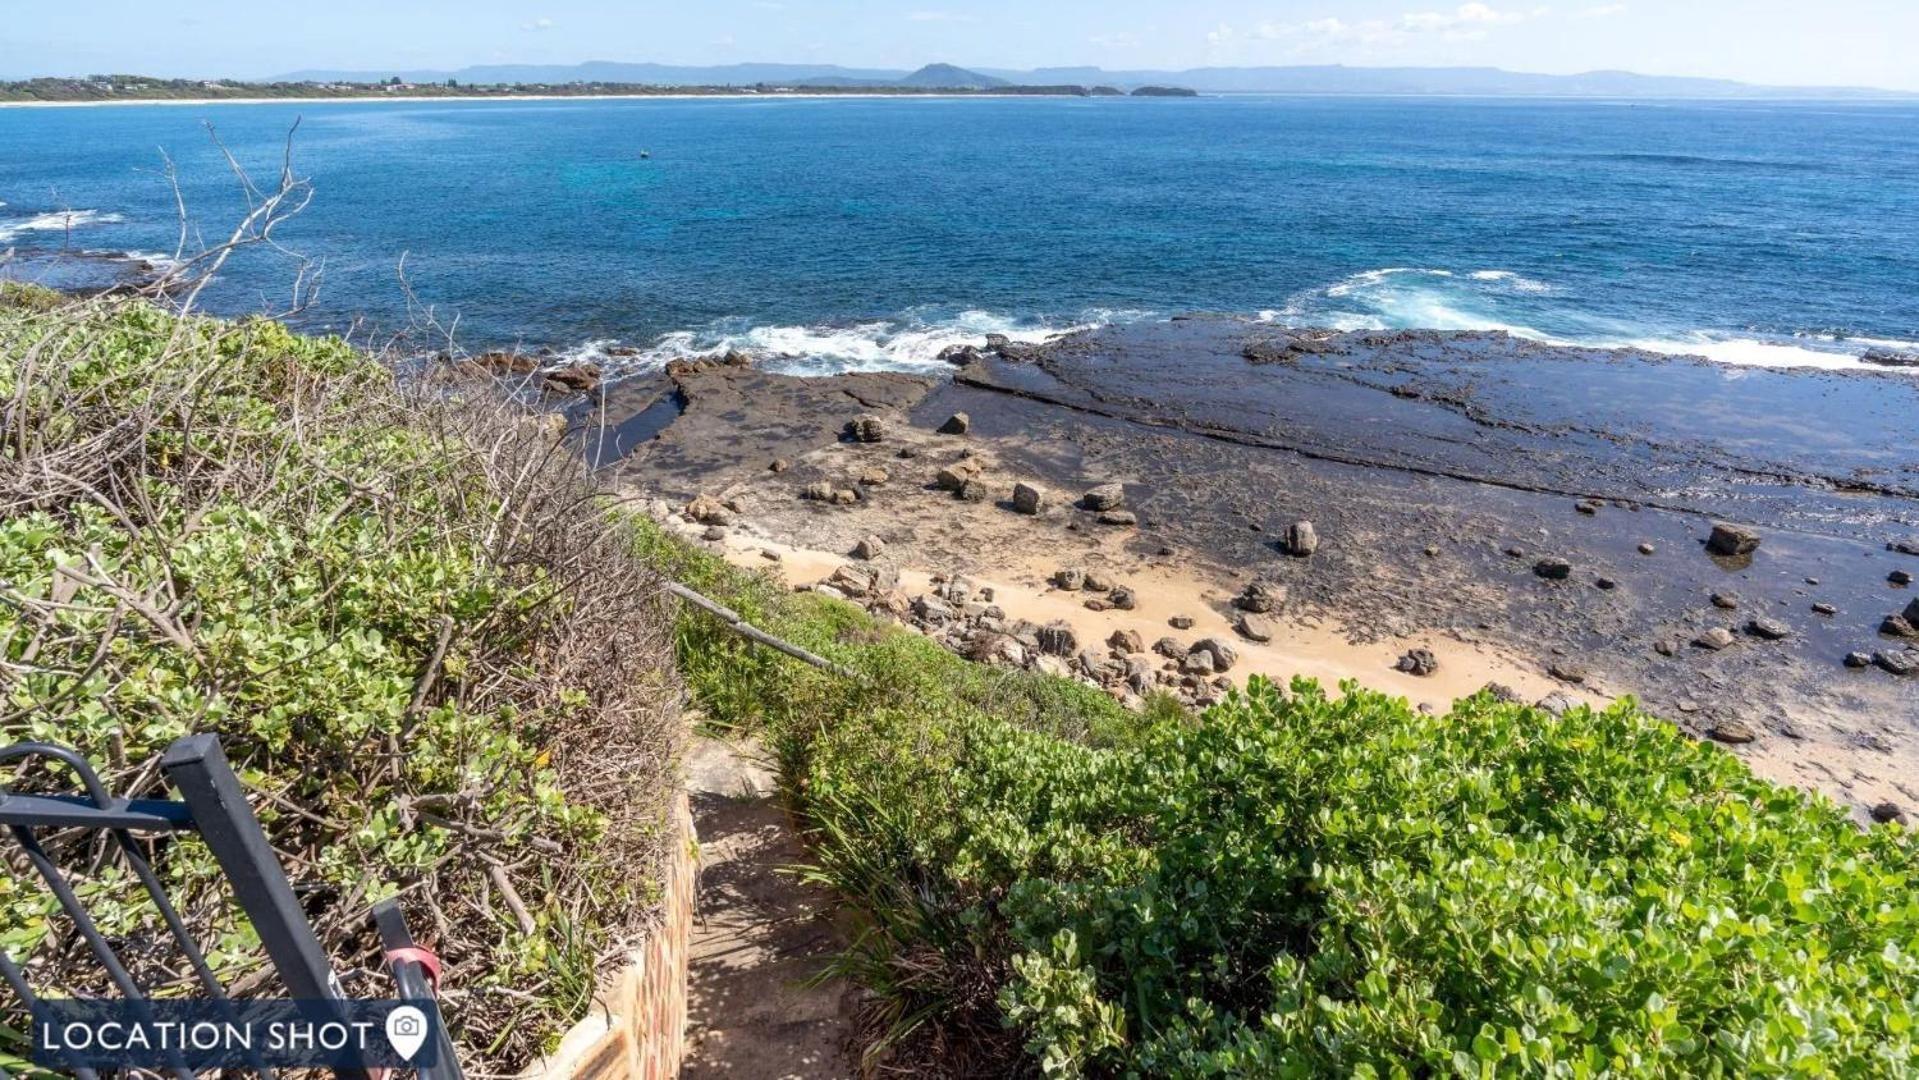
1285,521,1320,558
1396,648,1439,677
938,412,972,435
852,535,886,560
1082,483,1126,512
684,494,733,525
1037,621,1079,657
935,460,983,492
844,415,886,443
1189,638,1239,673
1236,613,1275,643
1012,482,1046,515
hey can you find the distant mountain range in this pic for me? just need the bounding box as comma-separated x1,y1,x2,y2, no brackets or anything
273,61,1914,99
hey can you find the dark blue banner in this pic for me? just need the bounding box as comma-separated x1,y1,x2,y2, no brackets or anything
31,998,443,1071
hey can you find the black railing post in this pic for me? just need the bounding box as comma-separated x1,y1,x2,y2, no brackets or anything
160,734,373,1080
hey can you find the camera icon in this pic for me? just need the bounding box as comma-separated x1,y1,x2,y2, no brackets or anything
392,1015,422,1037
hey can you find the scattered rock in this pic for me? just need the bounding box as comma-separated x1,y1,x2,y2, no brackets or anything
844,415,886,443
1481,683,1523,703
938,412,972,435
1845,652,1873,669
1153,637,1185,659
1711,592,1740,611
1285,521,1320,558
1012,482,1047,515
1907,598,1919,623
760,549,782,561
1054,568,1088,591
852,535,886,560
1235,613,1275,643
1082,483,1127,512
830,488,860,506
1036,622,1079,657
1182,650,1217,677
1097,510,1140,527
1882,615,1918,639
1535,692,1578,717
1595,577,1618,591
769,458,791,473
1637,542,1657,556
912,595,956,624
1655,640,1677,657
1694,627,1737,651
938,343,984,366
1892,570,1914,586
701,525,727,542
1235,581,1286,614
1870,802,1911,826
859,467,890,487
1189,638,1239,673
1709,719,1758,745
1109,587,1138,611
1862,347,1919,368
1533,558,1573,581
1395,648,1439,677
801,481,836,502
1424,545,1442,558
1547,661,1588,684
1875,650,1918,677
1169,615,1195,630
1891,540,1919,557
1108,629,1145,655
1706,523,1761,558
684,494,733,526
1812,602,1837,616
1746,617,1792,641
934,461,983,492
1575,499,1602,516
1504,546,1527,559
897,446,921,460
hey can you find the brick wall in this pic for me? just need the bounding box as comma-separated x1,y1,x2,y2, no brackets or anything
526,792,696,1080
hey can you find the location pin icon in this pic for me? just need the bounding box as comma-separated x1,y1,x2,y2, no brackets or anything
386,1005,430,1063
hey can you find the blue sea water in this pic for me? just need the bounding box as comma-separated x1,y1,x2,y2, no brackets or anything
2,94,1917,373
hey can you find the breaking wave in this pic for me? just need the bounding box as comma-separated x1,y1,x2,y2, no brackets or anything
563,307,1154,376
0,208,125,243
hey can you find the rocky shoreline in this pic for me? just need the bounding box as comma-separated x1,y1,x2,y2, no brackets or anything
579,319,1919,822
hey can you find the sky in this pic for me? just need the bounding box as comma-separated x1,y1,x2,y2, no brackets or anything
4,0,1918,91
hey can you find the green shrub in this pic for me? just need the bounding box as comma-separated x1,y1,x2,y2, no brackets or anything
1,297,680,1071
658,544,1919,1079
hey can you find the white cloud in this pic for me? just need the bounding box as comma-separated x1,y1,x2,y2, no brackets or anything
1399,4,1545,35
1578,3,1628,16
520,16,554,32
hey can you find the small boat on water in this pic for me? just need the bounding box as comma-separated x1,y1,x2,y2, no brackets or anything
639,150,651,159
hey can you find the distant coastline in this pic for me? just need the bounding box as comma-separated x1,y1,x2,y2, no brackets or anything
0,89,1152,109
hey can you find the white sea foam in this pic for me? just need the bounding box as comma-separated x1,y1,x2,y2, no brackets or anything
566,308,1153,376
1268,266,1919,374
0,209,125,243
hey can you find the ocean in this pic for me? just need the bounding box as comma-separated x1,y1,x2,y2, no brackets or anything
2,94,1916,374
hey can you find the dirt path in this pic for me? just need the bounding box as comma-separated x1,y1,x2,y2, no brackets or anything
681,735,862,1079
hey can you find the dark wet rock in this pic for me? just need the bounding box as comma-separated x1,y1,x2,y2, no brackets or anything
1890,540,1919,557
937,344,984,366
1874,650,1918,677
1871,802,1911,826
1747,617,1792,641
1711,592,1740,610
1710,719,1758,745
1235,581,1286,614
1533,558,1573,581
1892,570,1915,586
1907,597,1919,623
1169,615,1195,630
1595,577,1618,591
1012,482,1047,515
984,333,1011,350
542,361,603,394
1108,629,1145,655
1845,651,1874,669
844,415,886,443
1707,523,1761,557
1083,483,1127,512
1037,621,1079,657
1190,638,1239,672
1286,521,1320,558
1883,615,1918,639
1812,602,1837,616
1504,546,1527,559
938,412,972,435
852,535,886,560
1396,648,1439,677
1053,567,1087,591
1236,613,1275,643
1575,499,1602,516
1097,510,1140,527
1548,661,1588,684
1862,348,1919,368
685,494,734,525
1694,627,1737,651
